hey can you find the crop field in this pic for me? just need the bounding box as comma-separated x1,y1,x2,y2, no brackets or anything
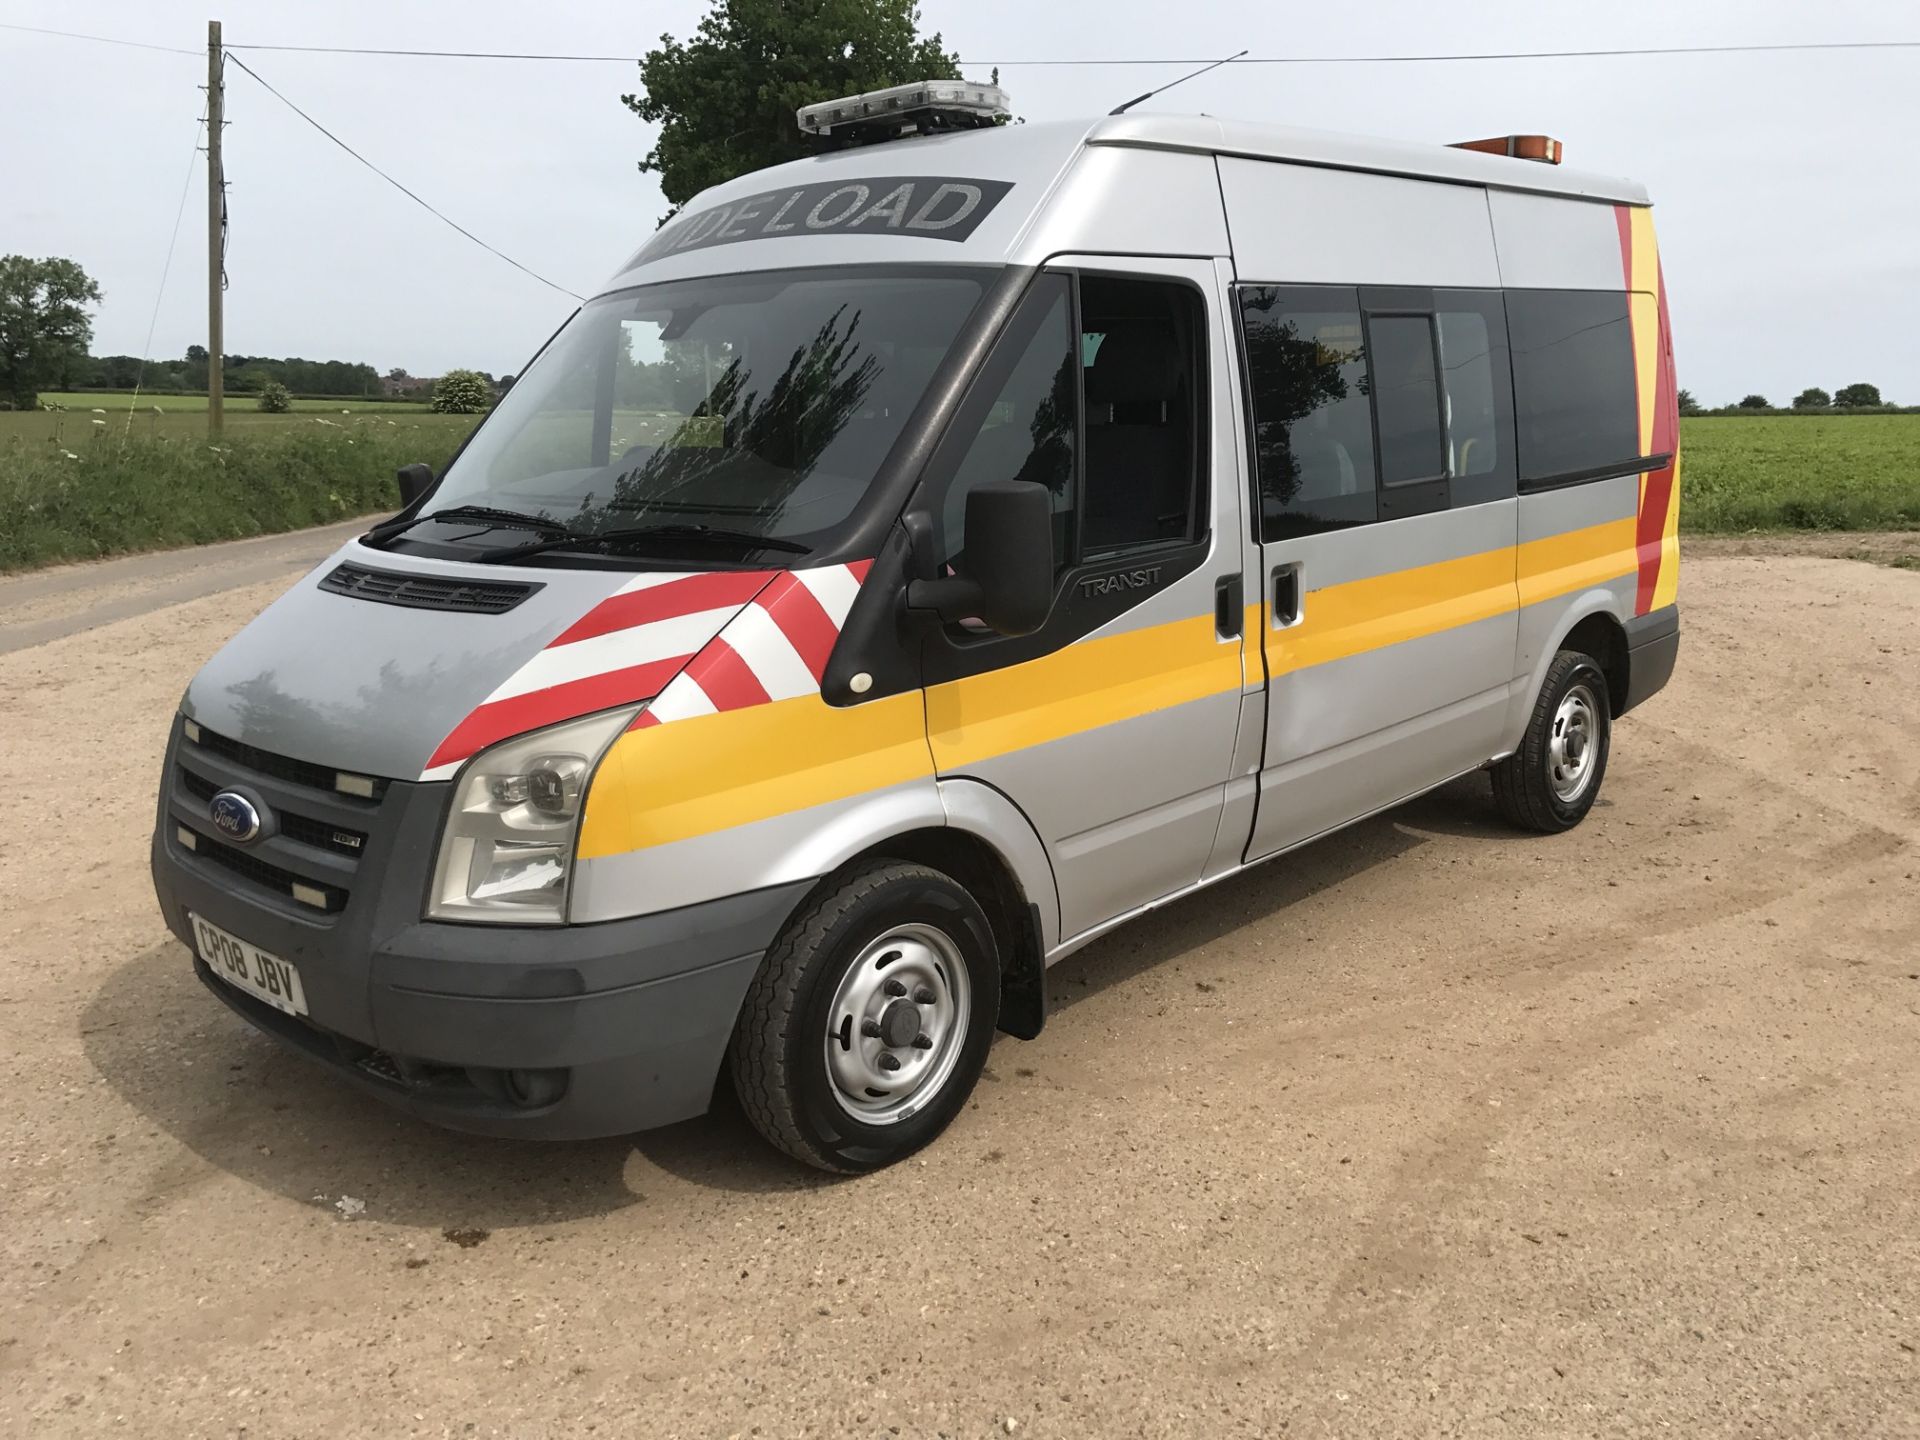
1679,413,1920,532
0,392,439,445
2,407,1916,574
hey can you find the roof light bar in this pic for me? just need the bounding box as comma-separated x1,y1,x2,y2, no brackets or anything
1449,134,1565,165
797,80,1011,142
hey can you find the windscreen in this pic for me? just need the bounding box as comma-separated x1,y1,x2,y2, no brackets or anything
433,269,986,549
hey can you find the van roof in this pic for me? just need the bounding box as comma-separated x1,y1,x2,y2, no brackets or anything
1089,112,1648,206
602,111,1648,294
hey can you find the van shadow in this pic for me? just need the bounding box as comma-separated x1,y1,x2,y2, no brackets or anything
82,946,822,1231
86,779,1499,1214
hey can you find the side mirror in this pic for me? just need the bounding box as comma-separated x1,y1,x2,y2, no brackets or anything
395,462,434,508
906,481,1054,638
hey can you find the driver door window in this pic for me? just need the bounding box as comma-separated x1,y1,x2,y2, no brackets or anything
936,276,1077,574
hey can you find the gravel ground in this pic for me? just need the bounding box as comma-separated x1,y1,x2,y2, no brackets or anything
1,540,1916,1438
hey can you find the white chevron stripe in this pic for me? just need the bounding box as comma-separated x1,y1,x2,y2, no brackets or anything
794,564,861,627
484,605,739,704
723,601,819,701
645,674,718,723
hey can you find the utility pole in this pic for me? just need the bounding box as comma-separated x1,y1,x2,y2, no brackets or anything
207,19,224,435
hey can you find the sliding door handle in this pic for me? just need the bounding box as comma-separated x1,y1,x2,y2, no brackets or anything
1272,564,1302,627
1214,574,1243,638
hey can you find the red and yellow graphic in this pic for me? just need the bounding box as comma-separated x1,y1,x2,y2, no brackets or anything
1615,205,1681,616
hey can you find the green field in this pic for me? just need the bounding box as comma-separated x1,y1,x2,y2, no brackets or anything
1678,414,1920,532
2,407,1916,575
3,392,439,446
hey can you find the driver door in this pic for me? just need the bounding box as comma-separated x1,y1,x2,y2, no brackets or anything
918,260,1252,943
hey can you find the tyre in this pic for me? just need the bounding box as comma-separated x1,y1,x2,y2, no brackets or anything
1491,649,1612,833
728,859,1000,1173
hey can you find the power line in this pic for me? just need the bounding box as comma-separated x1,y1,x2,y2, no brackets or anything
9,22,1917,67
0,21,196,55
223,53,583,301
221,38,1920,65
125,103,209,441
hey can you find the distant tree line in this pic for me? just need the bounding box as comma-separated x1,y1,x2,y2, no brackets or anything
1677,384,1911,417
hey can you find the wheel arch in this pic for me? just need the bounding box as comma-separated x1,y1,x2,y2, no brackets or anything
762,777,1059,1042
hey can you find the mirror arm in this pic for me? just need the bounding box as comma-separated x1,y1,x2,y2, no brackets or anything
904,575,985,624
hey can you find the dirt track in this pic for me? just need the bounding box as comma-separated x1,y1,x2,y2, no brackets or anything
2,539,1917,1438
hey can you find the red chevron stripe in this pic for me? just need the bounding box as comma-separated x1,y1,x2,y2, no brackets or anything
426,656,686,770
548,570,771,648
681,638,771,711
754,572,841,682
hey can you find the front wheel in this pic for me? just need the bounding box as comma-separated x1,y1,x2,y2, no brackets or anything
728,859,1000,1173
1491,649,1612,833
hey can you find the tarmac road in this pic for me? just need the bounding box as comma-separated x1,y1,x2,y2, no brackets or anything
1,532,1916,1437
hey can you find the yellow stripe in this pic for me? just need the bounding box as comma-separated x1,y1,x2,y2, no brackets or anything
580,521,1640,858
927,614,1240,768
577,691,930,858
1653,452,1682,612
1517,517,1638,608
1265,546,1514,676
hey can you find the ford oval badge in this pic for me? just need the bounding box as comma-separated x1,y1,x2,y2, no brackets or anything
209,790,262,844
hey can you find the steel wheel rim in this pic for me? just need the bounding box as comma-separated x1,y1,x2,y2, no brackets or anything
1549,681,1601,803
823,922,972,1126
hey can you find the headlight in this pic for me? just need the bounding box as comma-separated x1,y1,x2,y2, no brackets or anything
427,705,639,924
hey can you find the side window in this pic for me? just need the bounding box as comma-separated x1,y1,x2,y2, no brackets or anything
1079,276,1206,555
1434,290,1516,507
1239,285,1376,540
1506,289,1640,487
937,277,1077,571
1367,314,1445,486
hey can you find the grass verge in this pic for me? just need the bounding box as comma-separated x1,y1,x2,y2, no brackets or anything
0,421,468,573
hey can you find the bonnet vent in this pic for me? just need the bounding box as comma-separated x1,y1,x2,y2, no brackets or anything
319,562,542,615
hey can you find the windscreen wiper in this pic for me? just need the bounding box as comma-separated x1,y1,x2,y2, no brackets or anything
487,522,812,563
365,504,572,545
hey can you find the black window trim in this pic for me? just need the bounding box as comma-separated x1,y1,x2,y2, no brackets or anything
1518,450,1673,494
1072,266,1213,561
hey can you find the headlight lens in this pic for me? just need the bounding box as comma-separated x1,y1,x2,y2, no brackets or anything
427,705,638,924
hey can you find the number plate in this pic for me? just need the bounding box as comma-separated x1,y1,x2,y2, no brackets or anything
190,912,309,1017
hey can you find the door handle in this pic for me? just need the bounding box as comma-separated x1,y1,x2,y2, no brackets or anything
1272,564,1302,627
1214,574,1243,639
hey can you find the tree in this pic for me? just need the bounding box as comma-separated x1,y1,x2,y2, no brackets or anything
257,380,292,413
1793,387,1831,410
1834,382,1882,408
622,0,962,212
1737,394,1770,410
0,255,102,409
432,368,494,414
1676,388,1702,417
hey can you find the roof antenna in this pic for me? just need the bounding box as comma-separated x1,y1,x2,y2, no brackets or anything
1110,49,1247,116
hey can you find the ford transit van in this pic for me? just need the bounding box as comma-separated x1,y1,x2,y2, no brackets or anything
153,86,1681,1171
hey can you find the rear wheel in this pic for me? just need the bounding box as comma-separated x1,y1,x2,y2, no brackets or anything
1492,649,1611,833
728,859,999,1173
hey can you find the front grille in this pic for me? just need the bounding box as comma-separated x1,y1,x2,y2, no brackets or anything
189,725,387,801
191,830,348,913
172,722,384,919
320,561,541,615
178,768,366,858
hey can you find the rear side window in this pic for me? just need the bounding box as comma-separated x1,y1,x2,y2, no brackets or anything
1239,285,1376,539
1435,290,1516,508
1367,314,1445,486
1507,289,1640,486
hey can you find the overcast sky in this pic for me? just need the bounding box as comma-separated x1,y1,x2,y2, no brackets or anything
3,0,1916,403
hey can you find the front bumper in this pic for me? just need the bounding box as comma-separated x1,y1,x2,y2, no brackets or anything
151,720,809,1139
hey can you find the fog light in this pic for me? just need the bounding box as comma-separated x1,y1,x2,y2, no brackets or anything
504,1067,567,1108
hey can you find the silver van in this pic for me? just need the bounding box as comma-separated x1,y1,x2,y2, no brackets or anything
153,86,1682,1171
